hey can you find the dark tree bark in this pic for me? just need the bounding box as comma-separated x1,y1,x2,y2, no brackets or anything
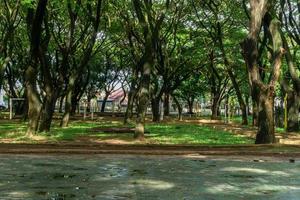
58,96,64,113
24,0,48,136
211,93,221,120
164,93,170,116
187,97,194,114
38,12,60,132
151,97,160,122
101,92,110,113
39,91,57,132
251,86,259,126
287,93,300,131
256,91,276,143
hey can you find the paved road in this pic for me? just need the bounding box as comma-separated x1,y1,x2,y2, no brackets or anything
0,154,299,199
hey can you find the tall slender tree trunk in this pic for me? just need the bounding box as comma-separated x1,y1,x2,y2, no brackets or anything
281,33,300,132
124,79,137,124
173,96,182,121
61,74,76,127
211,95,220,120
228,69,248,125
101,92,110,113
216,23,248,125
59,96,64,113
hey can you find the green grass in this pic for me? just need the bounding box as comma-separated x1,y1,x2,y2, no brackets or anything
144,124,253,144
0,119,254,145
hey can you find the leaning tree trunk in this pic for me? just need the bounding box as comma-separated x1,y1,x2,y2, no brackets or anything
101,92,110,113
216,23,248,125
228,69,248,125
173,96,182,121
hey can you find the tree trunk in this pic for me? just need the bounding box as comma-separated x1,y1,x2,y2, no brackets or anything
163,93,170,116
216,22,248,125
251,87,259,126
59,96,64,113
39,92,57,132
135,60,151,140
187,98,194,114
211,96,220,120
274,97,284,128
173,96,182,121
287,92,300,132
151,97,160,122
124,84,136,124
228,70,248,125
61,74,76,127
281,33,300,132
70,94,78,116
25,65,42,136
124,92,134,124
24,0,48,136
256,91,276,143
101,92,110,113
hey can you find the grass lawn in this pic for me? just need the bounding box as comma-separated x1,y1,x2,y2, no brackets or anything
0,118,254,145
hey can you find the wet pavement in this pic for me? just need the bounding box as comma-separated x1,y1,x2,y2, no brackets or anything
0,154,299,200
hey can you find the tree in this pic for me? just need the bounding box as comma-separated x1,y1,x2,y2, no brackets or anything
241,0,285,144
280,0,300,132
24,0,48,136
